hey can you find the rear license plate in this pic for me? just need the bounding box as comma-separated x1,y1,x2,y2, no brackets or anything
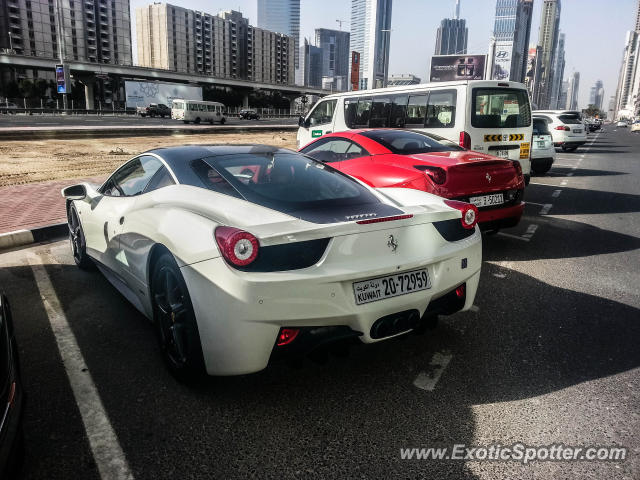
536,141,546,148
353,269,431,305
469,193,504,208
495,149,509,159
573,129,582,134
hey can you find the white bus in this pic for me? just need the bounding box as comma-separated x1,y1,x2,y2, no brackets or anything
171,99,227,125
297,80,533,182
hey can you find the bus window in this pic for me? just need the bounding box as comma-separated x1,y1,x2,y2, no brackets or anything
389,95,408,128
369,97,392,128
173,101,184,110
471,88,531,128
406,95,428,126
354,99,372,127
426,90,456,128
308,99,337,126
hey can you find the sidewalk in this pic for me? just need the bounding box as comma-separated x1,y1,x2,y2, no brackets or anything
0,177,104,234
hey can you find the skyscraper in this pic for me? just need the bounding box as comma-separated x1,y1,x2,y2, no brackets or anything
589,80,605,110
349,0,393,90
557,80,569,110
302,39,323,88
315,28,350,91
566,71,580,110
434,1,468,55
549,32,566,108
257,0,300,81
534,0,562,109
613,0,640,119
490,0,534,83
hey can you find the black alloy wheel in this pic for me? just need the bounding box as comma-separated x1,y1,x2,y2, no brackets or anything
68,206,93,270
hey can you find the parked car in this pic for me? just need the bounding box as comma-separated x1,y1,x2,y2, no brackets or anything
62,145,481,380
300,129,525,232
0,293,25,478
617,121,629,128
137,103,171,118
631,122,640,133
239,109,260,120
533,110,587,151
530,117,556,175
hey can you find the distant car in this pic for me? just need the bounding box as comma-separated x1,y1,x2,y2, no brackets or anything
137,103,171,118
238,109,260,120
531,117,556,175
617,121,628,128
0,293,24,478
533,110,587,152
300,129,525,232
631,122,640,133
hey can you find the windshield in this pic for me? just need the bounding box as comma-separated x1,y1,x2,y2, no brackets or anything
192,152,385,214
471,88,531,128
359,130,463,154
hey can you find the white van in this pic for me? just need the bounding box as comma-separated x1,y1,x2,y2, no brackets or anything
171,99,226,124
297,80,533,182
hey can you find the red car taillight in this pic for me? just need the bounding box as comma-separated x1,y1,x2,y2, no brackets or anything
459,131,471,149
214,226,259,266
277,328,300,346
444,200,479,230
555,125,570,131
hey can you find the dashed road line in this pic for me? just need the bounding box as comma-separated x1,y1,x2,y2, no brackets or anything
560,180,568,186
522,224,539,239
413,352,453,391
552,189,562,198
27,252,134,480
525,201,545,206
539,204,553,215
496,231,530,242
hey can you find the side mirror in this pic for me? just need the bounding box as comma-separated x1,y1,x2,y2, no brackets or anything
61,184,87,200
298,116,306,127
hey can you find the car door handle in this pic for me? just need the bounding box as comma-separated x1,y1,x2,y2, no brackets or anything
119,216,125,225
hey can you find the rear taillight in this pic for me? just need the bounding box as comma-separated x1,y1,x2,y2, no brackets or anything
214,226,259,266
555,125,570,131
277,328,300,346
459,131,471,149
455,284,466,298
414,165,447,185
444,200,479,230
512,160,523,178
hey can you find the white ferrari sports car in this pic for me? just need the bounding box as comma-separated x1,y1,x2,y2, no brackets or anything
63,145,482,379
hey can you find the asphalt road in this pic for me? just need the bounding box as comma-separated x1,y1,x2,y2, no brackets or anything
0,127,638,479
0,113,298,128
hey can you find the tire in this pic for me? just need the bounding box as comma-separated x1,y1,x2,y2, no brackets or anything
220,117,226,125
532,160,552,175
68,206,94,270
151,252,206,381
183,120,189,124
194,117,201,124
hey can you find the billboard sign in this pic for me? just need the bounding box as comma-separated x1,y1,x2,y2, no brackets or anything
55,64,71,94
492,42,513,80
351,51,360,91
429,55,487,82
124,80,203,109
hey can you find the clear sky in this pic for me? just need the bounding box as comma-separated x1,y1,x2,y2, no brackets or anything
130,0,638,109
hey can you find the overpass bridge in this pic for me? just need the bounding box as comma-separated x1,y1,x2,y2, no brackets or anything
0,53,330,108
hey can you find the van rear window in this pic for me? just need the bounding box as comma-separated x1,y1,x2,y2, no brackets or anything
471,88,531,128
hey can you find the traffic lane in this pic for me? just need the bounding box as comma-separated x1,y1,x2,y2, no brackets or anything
0,246,100,480
0,115,298,128
5,238,640,479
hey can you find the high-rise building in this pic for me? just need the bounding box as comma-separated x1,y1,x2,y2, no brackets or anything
557,80,569,110
534,0,562,109
136,4,295,85
387,74,422,86
349,0,393,90
257,0,300,81
434,1,468,56
302,38,322,88
549,32,566,108
0,0,132,65
566,71,580,110
490,0,534,83
636,0,640,31
589,80,605,110
525,46,542,102
613,0,640,120
315,28,350,91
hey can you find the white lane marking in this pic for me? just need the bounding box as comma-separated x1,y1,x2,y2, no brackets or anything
522,224,539,240
27,253,134,480
496,232,530,242
470,305,480,313
539,204,552,215
529,181,552,186
552,189,562,198
525,201,545,206
560,180,568,186
413,352,453,391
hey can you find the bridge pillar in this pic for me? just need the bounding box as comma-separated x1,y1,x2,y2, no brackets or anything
84,82,95,110
242,93,249,108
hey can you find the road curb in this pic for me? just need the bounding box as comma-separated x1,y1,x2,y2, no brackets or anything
0,223,68,252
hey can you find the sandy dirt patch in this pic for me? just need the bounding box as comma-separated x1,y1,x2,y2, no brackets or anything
0,130,297,187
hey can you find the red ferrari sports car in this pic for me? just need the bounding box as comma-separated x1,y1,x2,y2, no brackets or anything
299,129,525,231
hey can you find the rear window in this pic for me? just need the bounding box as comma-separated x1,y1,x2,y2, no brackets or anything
532,118,550,135
360,130,463,154
471,88,531,128
192,152,382,213
558,114,582,124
